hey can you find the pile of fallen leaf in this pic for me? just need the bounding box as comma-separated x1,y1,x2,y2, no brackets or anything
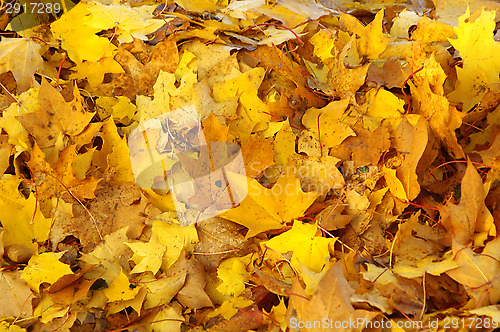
0,0,500,330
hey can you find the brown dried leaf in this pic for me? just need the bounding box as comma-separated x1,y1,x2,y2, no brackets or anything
287,262,379,331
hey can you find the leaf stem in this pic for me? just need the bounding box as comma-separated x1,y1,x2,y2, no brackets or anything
317,113,323,158
401,65,424,113
56,53,66,88
406,201,439,211
41,171,104,242
425,160,491,182
29,36,48,44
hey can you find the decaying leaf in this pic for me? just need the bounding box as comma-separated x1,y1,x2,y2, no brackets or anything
0,271,33,318
0,38,43,92
221,168,320,237
21,252,73,292
447,237,500,306
439,160,495,246
288,262,379,331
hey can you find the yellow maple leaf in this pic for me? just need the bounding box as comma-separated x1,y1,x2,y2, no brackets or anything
448,9,500,111
273,120,297,166
0,321,27,331
340,9,392,59
383,166,407,201
176,0,220,13
182,40,239,84
135,71,175,122
393,254,459,279
295,259,331,297
241,134,275,178
0,87,40,149
207,296,254,320
319,37,369,100
289,155,345,195
393,116,428,201
104,269,140,302
446,237,500,306
194,79,240,121
143,274,186,309
80,227,130,283
411,17,455,43
465,105,500,154
0,177,51,251
145,69,201,122
86,2,164,44
213,67,271,125
202,112,229,143
169,71,199,111
125,235,166,274
70,57,124,87
221,168,320,237
0,38,43,92
439,160,495,246
432,0,500,26
142,305,184,332
364,88,405,130
107,287,147,315
32,292,67,324
16,80,95,148
93,117,135,184
266,298,288,331
152,220,199,270
21,252,73,292
262,221,335,273
0,270,33,319
28,143,100,201
215,254,253,297
309,29,336,62
95,96,136,125
362,263,398,285
257,0,334,28
51,2,117,64
469,305,500,324
174,49,196,80
301,99,355,150
409,54,465,158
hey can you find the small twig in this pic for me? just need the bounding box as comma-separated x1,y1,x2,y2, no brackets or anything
317,113,323,157
41,171,104,242
420,271,426,321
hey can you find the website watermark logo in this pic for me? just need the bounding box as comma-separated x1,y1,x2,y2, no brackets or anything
128,105,247,225
2,0,75,32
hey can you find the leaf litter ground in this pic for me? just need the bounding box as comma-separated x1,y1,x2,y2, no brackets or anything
0,0,499,331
